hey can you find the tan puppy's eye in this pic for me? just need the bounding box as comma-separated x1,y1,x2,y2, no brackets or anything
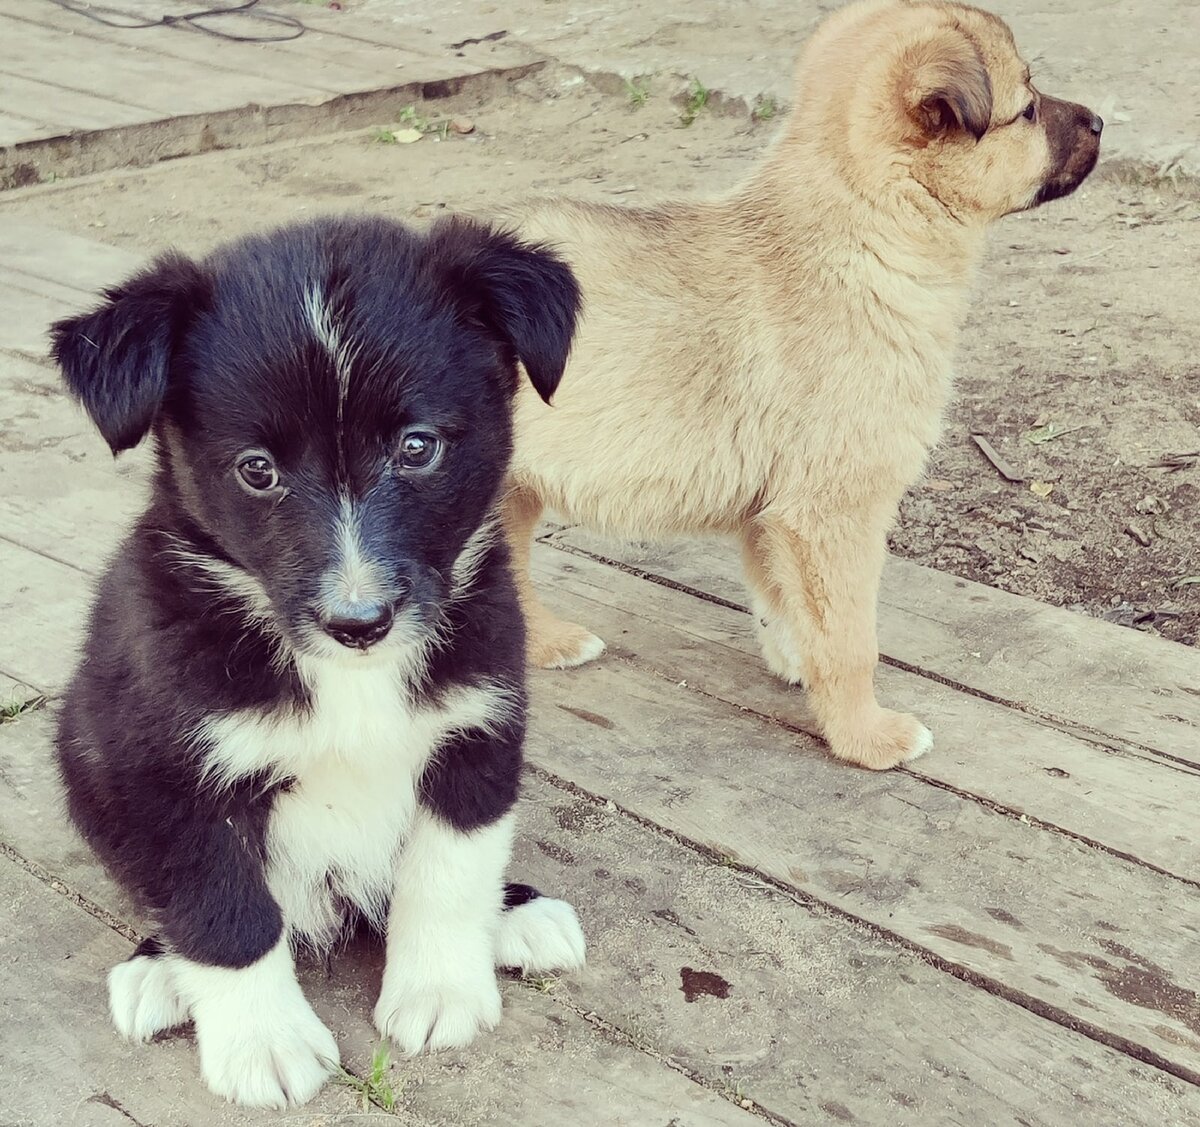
1021,101,1037,123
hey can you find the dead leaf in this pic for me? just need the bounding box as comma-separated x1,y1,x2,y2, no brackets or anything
391,128,424,144
1030,481,1054,498
925,479,955,492
1172,575,1200,588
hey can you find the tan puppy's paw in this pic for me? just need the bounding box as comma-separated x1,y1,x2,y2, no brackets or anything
828,710,932,771
529,616,606,670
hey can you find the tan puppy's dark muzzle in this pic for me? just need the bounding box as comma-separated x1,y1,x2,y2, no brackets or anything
1035,96,1103,205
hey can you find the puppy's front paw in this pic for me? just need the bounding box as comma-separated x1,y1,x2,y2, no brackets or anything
193,988,339,1108
109,954,189,1041
496,896,586,973
374,968,502,1056
829,709,932,770
528,614,606,670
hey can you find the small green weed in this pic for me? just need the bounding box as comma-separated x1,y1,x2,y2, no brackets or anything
751,94,778,122
523,973,560,994
679,78,709,126
624,78,650,109
398,105,432,132
370,127,398,145
337,1043,402,1112
1,694,46,724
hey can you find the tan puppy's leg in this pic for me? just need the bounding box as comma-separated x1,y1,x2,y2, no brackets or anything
502,485,606,670
742,514,932,770
741,546,805,684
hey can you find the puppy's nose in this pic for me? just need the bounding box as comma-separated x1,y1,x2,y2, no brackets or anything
321,603,394,650
1089,113,1104,135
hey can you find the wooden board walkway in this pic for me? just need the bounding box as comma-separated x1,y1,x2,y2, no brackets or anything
0,0,543,187
2,224,1199,1124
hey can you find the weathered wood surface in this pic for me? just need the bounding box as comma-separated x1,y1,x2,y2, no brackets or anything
530,546,1200,882
3,704,1198,1126
0,858,408,1127
3,224,1199,1121
546,527,1200,762
0,1,542,185
0,709,759,1126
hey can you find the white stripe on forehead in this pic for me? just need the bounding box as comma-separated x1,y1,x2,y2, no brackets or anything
303,283,359,472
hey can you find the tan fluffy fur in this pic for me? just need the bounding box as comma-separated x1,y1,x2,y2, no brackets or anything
504,0,1101,769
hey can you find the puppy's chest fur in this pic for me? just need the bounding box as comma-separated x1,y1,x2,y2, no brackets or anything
199,659,505,951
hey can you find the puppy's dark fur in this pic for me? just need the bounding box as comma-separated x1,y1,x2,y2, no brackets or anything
50,215,585,1108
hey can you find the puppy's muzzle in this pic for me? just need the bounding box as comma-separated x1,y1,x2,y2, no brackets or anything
1035,96,1103,206
320,601,395,650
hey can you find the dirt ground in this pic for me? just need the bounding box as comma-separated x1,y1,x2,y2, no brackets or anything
7,67,1198,643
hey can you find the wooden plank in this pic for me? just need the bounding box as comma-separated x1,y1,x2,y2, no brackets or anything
522,659,1200,1078
0,857,389,1127
0,110,58,147
547,528,1200,761
512,783,1200,1125
0,17,329,119
532,546,1200,883
4,697,1198,1124
0,221,141,294
0,359,149,572
0,539,91,693
323,942,760,1127
0,70,160,131
2,3,445,100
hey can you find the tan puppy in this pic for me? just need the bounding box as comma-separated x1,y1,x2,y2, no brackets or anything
505,0,1102,769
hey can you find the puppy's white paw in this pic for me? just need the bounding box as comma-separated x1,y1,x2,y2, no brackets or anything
552,631,606,669
374,968,502,1056
905,722,934,762
193,989,339,1109
109,954,189,1041
495,896,586,973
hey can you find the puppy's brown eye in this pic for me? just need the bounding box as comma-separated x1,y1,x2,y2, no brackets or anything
237,454,279,492
397,431,442,472
1021,101,1037,123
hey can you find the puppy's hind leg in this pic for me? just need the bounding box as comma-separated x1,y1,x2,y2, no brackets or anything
743,512,932,770
741,535,805,685
502,483,606,669
495,883,586,974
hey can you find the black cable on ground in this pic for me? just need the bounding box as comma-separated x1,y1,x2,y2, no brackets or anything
46,0,306,43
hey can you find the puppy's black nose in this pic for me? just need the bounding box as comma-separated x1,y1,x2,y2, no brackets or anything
322,603,394,649
1089,113,1104,135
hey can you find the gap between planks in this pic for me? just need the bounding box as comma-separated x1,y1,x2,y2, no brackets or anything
544,528,1200,768
525,760,1200,1090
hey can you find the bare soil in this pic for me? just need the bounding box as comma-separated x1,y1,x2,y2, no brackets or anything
7,67,1197,642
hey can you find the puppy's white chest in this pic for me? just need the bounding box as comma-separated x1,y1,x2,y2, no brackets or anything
198,659,516,950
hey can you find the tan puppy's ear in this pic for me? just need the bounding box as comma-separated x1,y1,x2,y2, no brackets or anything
901,28,992,141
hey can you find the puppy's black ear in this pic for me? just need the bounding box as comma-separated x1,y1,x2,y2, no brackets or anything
49,252,207,454
430,217,581,404
903,27,993,142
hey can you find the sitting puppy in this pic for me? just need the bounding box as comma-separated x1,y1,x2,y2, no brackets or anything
50,215,586,1108
504,0,1103,769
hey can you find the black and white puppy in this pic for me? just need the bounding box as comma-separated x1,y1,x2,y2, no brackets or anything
49,215,586,1109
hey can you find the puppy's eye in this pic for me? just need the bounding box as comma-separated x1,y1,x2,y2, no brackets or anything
236,454,280,493
397,431,442,472
1021,101,1037,123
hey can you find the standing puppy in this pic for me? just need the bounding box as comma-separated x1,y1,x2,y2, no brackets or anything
50,215,586,1108
505,0,1103,769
